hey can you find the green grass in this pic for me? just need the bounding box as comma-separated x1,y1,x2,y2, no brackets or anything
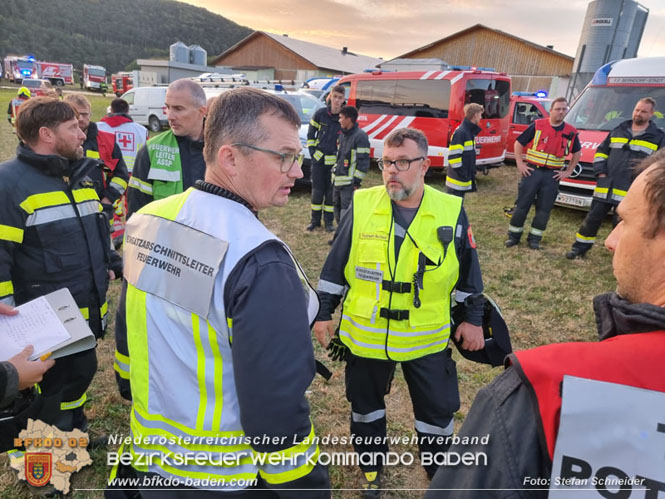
0,88,618,497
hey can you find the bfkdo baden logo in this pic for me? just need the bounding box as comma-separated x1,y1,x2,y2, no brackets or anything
25,452,52,487
10,419,93,494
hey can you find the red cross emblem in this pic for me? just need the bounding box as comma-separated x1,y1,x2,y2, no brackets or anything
116,132,134,151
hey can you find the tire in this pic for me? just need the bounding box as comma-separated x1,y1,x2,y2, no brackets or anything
148,116,161,132
54,79,64,87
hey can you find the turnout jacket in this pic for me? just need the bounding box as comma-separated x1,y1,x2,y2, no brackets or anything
83,122,129,204
592,120,665,205
0,144,120,336
333,123,370,187
127,130,205,217
307,105,341,166
426,292,665,499
446,118,481,192
114,185,329,495
317,185,484,360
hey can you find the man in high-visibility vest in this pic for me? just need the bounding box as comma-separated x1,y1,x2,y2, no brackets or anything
426,151,665,499
112,88,330,495
505,97,581,250
6,87,30,128
127,78,206,217
314,127,485,497
566,97,665,259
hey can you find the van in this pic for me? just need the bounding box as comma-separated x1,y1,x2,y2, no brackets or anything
337,69,512,169
121,87,168,132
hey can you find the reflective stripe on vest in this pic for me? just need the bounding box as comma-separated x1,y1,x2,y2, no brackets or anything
340,185,461,361
146,130,183,200
124,188,320,487
526,119,576,168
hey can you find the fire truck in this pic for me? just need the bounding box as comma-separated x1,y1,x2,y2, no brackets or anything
337,69,512,169
112,72,134,96
556,57,665,209
3,56,73,86
82,64,107,92
3,56,36,83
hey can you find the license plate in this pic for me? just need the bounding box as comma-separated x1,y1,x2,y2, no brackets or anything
556,193,587,207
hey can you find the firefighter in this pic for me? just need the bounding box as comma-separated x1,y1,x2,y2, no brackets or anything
314,127,485,496
98,98,149,245
505,97,581,250
566,97,665,259
63,94,129,227
0,97,121,433
127,78,206,217
332,105,370,224
427,154,665,498
446,103,483,198
112,88,329,495
6,87,30,128
306,85,345,232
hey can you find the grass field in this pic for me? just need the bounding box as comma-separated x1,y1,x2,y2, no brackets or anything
0,88,618,498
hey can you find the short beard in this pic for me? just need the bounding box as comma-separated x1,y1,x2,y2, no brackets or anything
55,142,83,161
386,181,413,202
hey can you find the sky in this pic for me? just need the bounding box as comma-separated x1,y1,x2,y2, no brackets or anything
180,0,665,61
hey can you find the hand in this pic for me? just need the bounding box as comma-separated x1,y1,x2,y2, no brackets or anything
101,197,112,205
516,162,533,177
313,320,335,348
108,270,116,280
454,322,485,351
0,303,18,316
9,346,55,390
554,169,572,181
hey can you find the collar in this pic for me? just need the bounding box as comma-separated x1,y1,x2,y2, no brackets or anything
463,118,481,135
193,180,257,217
100,114,133,127
17,143,76,177
593,292,665,340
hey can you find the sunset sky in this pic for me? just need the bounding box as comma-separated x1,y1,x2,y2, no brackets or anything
181,0,665,60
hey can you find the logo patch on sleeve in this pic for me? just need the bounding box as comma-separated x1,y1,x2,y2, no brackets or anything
468,226,477,248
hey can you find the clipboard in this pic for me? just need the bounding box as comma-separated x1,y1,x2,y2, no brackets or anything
0,288,96,361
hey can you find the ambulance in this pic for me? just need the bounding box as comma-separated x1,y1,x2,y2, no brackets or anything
337,69,512,169
556,57,665,209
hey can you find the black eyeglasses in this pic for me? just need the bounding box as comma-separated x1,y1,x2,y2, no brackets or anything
232,143,304,173
377,157,425,171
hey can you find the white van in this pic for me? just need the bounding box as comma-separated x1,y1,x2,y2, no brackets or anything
121,87,168,132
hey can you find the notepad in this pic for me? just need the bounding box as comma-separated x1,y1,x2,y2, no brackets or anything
0,288,96,361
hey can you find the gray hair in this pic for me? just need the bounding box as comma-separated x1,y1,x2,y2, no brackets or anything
168,78,207,108
204,87,300,165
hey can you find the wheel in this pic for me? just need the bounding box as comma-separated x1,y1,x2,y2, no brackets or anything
54,79,64,87
148,116,161,132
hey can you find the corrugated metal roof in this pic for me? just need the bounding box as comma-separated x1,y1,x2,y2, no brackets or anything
260,32,382,73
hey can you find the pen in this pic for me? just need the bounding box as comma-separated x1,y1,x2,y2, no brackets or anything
40,352,52,361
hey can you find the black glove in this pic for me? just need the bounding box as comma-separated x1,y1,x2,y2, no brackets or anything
327,336,347,362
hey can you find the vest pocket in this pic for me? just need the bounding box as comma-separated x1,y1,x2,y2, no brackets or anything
357,240,387,264
345,294,379,320
409,301,448,328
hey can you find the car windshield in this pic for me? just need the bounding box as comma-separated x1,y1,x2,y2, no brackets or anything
566,86,665,131
541,100,552,113
22,80,41,88
88,68,105,77
277,93,325,122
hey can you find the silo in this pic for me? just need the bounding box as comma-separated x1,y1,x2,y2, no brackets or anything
170,41,190,64
567,0,648,99
189,45,208,67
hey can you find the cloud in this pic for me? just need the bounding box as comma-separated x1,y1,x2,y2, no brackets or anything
186,0,665,61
